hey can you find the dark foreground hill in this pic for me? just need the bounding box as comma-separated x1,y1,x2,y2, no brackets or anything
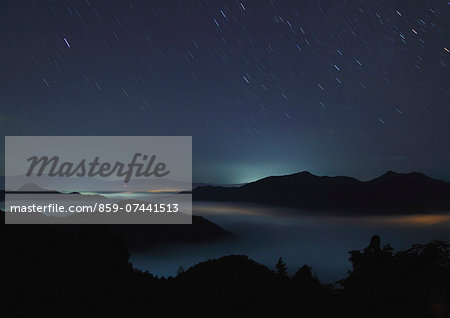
108,215,234,251
0,186,233,250
192,171,450,213
0,209,233,251
4,221,449,317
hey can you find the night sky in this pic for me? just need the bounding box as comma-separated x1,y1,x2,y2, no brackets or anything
1,0,449,183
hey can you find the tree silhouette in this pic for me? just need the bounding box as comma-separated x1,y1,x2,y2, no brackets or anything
276,257,287,277
293,265,320,287
177,265,185,276
5,222,449,318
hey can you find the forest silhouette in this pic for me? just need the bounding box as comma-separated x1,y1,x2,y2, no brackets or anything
4,219,449,317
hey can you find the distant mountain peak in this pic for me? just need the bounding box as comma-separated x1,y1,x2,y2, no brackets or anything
193,170,450,213
295,171,314,176
371,171,436,184
16,183,50,192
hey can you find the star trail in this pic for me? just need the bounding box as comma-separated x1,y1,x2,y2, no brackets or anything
1,0,449,183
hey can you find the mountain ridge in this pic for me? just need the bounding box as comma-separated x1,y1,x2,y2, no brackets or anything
192,171,450,213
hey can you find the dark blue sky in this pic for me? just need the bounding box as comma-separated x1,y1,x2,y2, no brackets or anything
1,0,449,183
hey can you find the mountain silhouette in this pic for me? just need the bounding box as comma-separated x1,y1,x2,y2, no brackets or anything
9,183,59,193
192,171,450,213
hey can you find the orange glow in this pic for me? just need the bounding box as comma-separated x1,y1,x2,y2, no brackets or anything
146,189,184,193
385,214,450,226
